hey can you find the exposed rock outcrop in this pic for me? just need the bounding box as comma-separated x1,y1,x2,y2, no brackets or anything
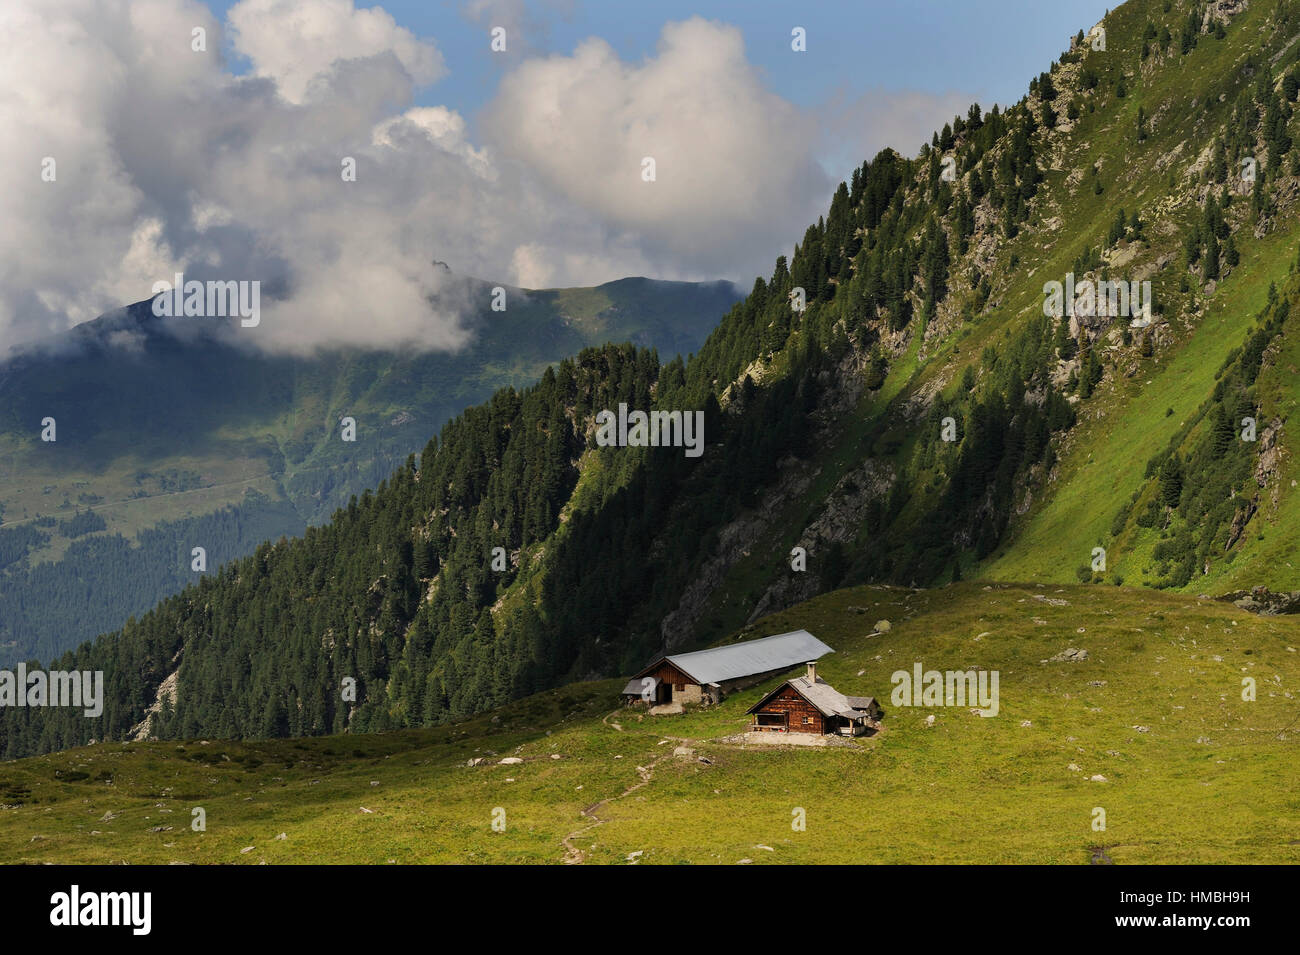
1217,586,1300,615
129,667,179,741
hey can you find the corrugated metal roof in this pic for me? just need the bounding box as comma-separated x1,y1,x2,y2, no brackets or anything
748,677,877,719
660,630,833,685
622,676,658,697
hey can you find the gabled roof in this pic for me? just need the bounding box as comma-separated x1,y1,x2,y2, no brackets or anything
634,630,833,685
748,676,875,721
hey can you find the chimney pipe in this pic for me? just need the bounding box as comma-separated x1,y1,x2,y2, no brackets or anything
806,661,817,683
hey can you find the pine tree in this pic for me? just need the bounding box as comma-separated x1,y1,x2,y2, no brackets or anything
1212,405,1234,457
1055,318,1078,360
1205,232,1221,280
1160,456,1184,508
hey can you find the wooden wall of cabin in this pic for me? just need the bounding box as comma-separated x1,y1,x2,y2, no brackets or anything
641,661,691,687
636,661,698,703
752,686,824,733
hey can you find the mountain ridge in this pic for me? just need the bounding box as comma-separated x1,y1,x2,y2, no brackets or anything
6,0,1300,762
0,275,740,665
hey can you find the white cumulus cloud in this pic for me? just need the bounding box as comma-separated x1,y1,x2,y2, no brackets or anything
483,17,831,281
228,0,446,103
0,2,844,356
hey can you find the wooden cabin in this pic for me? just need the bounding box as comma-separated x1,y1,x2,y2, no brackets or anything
747,662,882,736
621,630,834,706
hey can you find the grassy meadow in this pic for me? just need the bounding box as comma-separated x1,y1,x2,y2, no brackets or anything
2,581,1295,864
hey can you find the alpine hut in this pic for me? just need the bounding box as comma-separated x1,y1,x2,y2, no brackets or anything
621,629,834,706
746,662,882,736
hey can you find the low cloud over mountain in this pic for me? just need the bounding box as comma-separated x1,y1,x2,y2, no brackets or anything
1,0,837,354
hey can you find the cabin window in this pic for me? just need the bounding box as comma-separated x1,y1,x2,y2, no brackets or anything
756,713,786,726
802,716,812,724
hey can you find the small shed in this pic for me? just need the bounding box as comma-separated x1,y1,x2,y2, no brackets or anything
747,662,882,736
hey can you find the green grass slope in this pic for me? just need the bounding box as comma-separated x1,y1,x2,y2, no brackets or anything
677,0,1300,621
969,0,1300,588
2,582,1294,864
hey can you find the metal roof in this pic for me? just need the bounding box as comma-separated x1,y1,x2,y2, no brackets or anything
785,676,853,718
622,676,658,697
748,676,877,719
647,629,833,685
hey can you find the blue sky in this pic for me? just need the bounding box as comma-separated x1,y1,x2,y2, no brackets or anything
205,0,1112,172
